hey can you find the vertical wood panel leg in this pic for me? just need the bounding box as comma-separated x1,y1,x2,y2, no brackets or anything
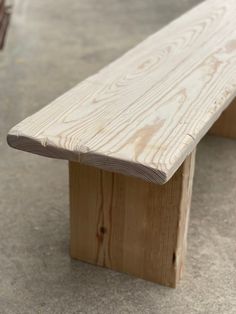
210,98,236,139
69,151,195,287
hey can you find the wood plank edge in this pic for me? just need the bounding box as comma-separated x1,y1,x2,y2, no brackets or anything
7,133,168,184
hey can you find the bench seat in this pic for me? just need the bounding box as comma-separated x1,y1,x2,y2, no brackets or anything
8,0,236,184
7,0,236,287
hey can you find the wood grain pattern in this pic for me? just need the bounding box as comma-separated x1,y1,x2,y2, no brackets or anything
209,97,236,139
69,151,195,287
7,0,236,184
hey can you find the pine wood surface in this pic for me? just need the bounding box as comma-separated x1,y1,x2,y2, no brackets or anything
7,0,236,184
69,151,195,287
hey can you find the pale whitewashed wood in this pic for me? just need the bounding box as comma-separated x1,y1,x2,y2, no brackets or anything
7,0,236,184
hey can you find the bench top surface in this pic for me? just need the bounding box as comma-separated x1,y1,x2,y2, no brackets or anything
7,0,236,184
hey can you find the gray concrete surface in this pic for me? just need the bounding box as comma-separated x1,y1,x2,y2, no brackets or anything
0,0,236,313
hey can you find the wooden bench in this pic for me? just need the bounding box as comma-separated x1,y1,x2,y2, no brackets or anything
7,0,236,287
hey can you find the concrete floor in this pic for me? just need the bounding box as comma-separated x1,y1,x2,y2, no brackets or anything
0,0,236,313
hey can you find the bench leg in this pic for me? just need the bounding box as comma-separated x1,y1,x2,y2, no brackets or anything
69,151,195,287
210,98,236,139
